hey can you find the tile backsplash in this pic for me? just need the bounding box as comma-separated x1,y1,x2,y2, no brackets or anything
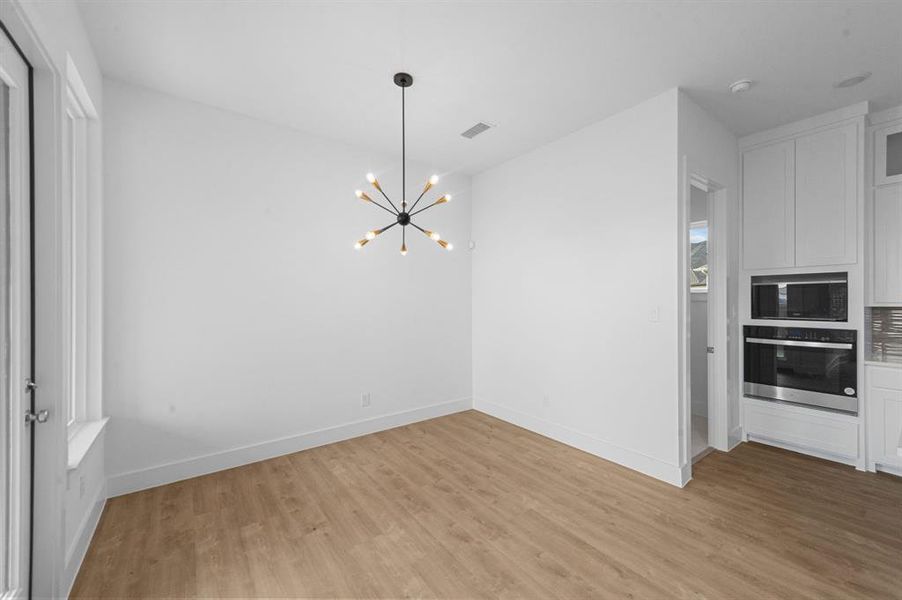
867,307,902,363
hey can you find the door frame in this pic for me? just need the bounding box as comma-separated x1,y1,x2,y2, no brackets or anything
679,160,730,482
0,17,33,600
0,3,68,598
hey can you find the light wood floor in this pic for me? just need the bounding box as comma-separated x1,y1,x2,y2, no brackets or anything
72,410,902,599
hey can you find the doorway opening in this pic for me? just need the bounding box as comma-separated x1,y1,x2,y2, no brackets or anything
689,184,711,460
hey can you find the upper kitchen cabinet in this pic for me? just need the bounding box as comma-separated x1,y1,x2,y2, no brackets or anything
742,140,795,269
741,107,864,271
794,124,858,267
874,122,902,186
872,184,902,304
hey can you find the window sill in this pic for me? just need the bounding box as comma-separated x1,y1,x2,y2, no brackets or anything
67,417,109,471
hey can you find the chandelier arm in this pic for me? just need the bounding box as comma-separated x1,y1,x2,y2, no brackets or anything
408,200,443,218
375,187,401,213
409,222,428,235
407,188,431,213
367,197,399,217
380,221,399,234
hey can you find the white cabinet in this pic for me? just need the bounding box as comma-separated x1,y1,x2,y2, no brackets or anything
795,124,858,266
874,122,902,186
742,141,795,269
742,122,861,270
866,365,902,471
873,185,902,303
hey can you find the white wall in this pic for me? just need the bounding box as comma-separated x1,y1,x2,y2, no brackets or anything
472,89,685,485
678,91,740,452
102,80,472,495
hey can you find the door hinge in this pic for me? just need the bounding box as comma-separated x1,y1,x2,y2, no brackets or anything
25,409,49,425
25,378,36,393
707,346,715,354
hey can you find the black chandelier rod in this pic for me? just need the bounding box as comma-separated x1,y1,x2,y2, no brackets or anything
375,186,400,214
402,85,406,211
407,183,431,214
368,196,398,217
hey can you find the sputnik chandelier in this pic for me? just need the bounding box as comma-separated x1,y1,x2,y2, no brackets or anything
354,72,452,256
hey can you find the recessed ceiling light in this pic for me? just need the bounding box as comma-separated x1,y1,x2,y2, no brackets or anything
729,79,754,94
834,72,871,88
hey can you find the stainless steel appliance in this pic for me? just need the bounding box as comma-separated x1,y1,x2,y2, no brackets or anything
744,326,857,413
751,272,848,321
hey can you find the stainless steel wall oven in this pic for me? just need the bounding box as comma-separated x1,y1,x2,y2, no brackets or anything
743,326,857,414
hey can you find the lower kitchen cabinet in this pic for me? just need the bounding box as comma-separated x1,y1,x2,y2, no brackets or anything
866,364,902,472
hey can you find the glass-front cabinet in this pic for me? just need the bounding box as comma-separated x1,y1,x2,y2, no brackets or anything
875,122,902,186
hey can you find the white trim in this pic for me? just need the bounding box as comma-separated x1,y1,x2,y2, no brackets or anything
474,399,687,487
108,398,472,497
66,417,108,471
875,462,902,478
62,483,105,599
739,101,869,150
868,104,902,127
1,2,69,598
746,434,859,467
64,54,97,119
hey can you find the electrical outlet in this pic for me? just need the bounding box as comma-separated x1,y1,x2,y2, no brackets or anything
649,306,660,323
361,392,371,408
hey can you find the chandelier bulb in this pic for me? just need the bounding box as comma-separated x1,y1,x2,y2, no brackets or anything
435,194,451,205
429,174,439,185
355,239,369,250
437,239,453,250
366,173,376,184
400,242,408,256
365,230,377,240
430,231,441,241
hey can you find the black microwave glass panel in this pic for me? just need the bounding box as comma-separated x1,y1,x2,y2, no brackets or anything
751,274,847,321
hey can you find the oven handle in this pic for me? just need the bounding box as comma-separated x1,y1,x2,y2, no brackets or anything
750,280,846,286
745,337,853,350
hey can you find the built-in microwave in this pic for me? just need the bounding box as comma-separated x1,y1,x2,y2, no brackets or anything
744,326,857,414
750,272,847,321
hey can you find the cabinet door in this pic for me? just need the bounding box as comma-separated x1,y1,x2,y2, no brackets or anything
868,385,902,469
743,141,795,269
875,123,902,187
794,123,858,266
874,185,902,303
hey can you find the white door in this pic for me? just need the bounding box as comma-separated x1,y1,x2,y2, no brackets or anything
0,27,32,600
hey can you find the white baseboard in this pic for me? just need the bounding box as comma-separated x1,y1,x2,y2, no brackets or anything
64,482,107,597
876,462,902,478
475,399,685,487
108,398,472,497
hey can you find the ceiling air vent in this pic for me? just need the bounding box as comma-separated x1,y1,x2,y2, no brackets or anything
461,122,493,139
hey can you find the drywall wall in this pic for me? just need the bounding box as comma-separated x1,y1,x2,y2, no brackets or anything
678,91,740,452
102,80,472,494
472,89,685,485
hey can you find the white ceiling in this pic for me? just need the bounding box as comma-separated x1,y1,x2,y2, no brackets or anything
76,1,902,174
